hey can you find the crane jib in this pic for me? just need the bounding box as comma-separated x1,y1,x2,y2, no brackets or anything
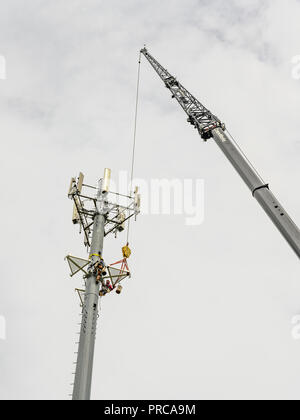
140,47,300,258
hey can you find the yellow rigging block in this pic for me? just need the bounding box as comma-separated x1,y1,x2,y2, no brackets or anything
122,245,131,259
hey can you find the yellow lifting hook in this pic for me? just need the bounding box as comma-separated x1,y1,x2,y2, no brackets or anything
122,244,131,259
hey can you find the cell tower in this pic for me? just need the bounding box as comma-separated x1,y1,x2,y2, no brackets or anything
66,168,141,400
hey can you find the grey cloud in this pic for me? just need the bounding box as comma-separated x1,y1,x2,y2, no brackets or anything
0,0,300,400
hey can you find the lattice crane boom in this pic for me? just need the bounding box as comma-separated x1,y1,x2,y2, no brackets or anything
140,47,224,140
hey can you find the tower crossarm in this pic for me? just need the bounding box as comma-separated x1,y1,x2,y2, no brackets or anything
140,47,225,140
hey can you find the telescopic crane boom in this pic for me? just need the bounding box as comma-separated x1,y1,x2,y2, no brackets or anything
140,47,300,258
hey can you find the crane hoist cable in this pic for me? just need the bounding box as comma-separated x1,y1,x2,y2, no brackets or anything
126,52,142,246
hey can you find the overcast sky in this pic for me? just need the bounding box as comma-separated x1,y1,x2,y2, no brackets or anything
0,0,300,400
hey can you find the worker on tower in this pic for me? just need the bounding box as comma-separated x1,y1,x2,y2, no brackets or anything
99,279,113,297
106,279,113,292
95,258,107,284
